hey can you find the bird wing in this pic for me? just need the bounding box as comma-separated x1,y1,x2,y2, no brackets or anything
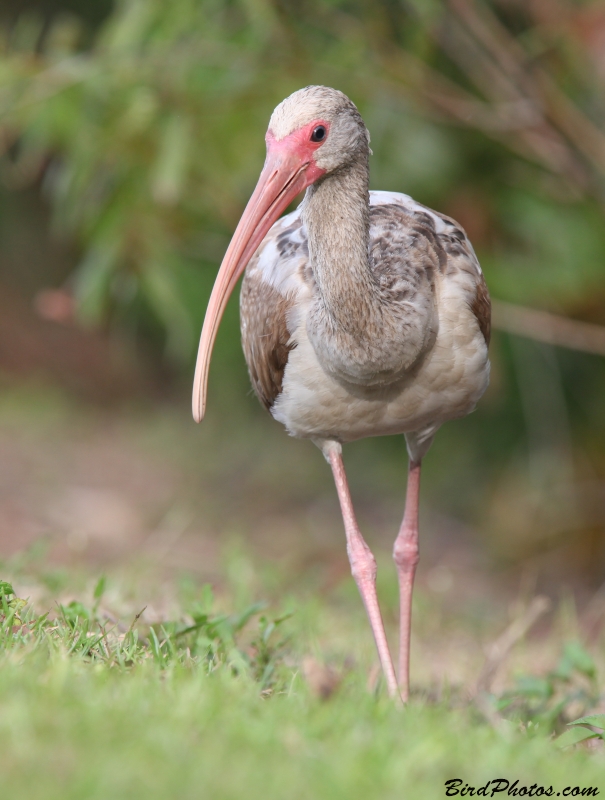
240,208,308,410
368,191,491,346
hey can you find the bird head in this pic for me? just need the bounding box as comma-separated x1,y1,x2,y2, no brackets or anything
192,86,368,422
268,86,370,174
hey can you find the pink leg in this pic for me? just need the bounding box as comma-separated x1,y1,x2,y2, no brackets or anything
393,459,421,701
327,447,400,701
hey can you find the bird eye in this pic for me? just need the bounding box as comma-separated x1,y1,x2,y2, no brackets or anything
310,125,326,143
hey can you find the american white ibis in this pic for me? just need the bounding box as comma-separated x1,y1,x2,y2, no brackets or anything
193,86,490,701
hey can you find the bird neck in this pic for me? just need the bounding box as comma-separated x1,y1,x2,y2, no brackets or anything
302,157,377,336
301,154,434,388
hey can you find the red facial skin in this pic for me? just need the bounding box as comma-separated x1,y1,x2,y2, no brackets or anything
192,119,330,422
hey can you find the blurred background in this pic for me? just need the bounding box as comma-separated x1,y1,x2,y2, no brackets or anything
0,0,604,614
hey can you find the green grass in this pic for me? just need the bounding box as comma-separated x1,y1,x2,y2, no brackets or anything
1,571,604,800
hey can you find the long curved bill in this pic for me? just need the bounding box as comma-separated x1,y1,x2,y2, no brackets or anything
192,138,319,422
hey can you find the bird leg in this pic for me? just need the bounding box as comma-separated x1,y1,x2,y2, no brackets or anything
326,446,400,700
393,459,421,701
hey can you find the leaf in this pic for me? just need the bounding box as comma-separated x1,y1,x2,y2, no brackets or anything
149,627,164,664
93,576,107,601
262,621,276,645
514,675,553,699
568,714,605,731
556,726,601,749
230,602,267,634
101,0,156,51
8,598,27,616
553,640,596,681
0,580,15,598
199,584,214,613
140,260,194,360
60,600,91,627
273,612,294,627
227,647,250,676
151,113,192,206
73,239,121,326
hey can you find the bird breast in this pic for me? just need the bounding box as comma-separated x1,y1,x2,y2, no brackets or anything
304,200,441,388
240,191,491,444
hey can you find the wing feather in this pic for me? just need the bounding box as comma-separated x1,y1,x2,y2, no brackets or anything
369,191,491,346
240,211,307,410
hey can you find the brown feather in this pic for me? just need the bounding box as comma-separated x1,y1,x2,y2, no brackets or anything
419,204,492,347
240,266,296,410
471,271,491,346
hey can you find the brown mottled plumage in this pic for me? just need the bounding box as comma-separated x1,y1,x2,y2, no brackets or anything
471,274,492,346
240,272,296,409
194,86,491,702
240,192,490,439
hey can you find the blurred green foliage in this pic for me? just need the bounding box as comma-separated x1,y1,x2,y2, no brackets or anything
498,639,600,730
1,0,605,579
1,0,604,359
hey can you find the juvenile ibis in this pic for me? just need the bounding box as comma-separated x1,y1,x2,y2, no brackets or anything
193,86,491,701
